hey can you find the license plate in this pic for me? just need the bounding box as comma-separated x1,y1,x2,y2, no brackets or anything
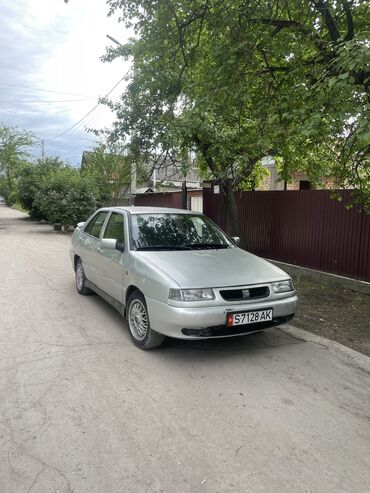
227,309,273,327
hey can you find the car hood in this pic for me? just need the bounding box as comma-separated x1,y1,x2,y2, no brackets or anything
138,248,289,288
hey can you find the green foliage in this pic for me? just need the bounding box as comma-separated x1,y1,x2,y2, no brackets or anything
104,0,370,210
0,175,10,202
6,191,18,207
16,157,66,219
34,168,99,227
0,124,35,194
81,143,132,202
238,162,270,191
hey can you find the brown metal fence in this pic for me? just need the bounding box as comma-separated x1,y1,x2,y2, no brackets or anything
135,192,183,208
203,188,370,282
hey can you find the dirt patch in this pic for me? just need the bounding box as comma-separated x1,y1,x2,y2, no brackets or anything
292,275,370,357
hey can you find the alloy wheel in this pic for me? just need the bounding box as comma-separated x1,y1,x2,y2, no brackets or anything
129,300,148,341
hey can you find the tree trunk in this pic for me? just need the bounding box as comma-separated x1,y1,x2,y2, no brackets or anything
6,166,12,191
220,179,245,248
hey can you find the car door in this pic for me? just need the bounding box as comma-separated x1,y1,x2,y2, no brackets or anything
98,211,127,303
78,211,110,286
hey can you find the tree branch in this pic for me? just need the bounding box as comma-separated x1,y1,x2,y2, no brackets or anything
311,0,341,41
342,1,354,40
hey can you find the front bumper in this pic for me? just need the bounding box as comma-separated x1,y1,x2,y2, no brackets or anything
146,295,297,339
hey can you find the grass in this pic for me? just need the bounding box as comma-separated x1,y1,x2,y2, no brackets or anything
11,202,28,213
291,274,370,357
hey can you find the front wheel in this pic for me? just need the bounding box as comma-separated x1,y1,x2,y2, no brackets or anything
75,258,92,295
127,291,165,349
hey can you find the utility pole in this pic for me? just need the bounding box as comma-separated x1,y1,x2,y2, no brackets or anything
41,140,45,163
130,161,137,205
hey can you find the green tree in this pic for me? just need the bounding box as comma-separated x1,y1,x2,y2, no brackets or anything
81,143,132,203
104,0,370,227
16,157,66,219
0,124,35,202
0,175,10,202
34,168,99,228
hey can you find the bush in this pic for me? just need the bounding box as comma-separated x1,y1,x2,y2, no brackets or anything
16,158,64,219
0,176,10,203
6,191,18,207
34,168,99,228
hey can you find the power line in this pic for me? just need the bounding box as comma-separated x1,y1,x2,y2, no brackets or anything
0,82,97,98
0,98,96,104
43,105,107,152
44,74,128,142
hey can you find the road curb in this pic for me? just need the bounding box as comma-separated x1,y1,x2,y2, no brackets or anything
269,259,370,295
279,324,370,373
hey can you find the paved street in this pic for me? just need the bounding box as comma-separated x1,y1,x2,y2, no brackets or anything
0,205,370,493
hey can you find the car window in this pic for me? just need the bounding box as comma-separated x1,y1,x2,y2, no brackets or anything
84,211,109,238
103,212,125,243
131,213,232,250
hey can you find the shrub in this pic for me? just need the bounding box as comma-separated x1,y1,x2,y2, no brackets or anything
34,168,99,228
16,158,64,219
0,176,10,203
6,191,18,206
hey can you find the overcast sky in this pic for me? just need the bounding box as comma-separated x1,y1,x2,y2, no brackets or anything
0,0,131,166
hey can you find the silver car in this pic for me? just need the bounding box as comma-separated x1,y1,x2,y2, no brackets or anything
70,207,297,349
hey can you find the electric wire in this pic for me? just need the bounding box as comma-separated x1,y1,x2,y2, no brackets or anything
5,98,97,104
0,82,97,98
44,105,108,153
44,72,129,142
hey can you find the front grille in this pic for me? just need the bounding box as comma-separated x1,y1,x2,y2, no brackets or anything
220,286,269,302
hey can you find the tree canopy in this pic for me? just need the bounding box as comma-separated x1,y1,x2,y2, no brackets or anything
0,124,35,200
81,143,132,203
16,157,66,219
104,0,370,214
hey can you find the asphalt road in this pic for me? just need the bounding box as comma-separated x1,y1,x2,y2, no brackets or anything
0,205,370,493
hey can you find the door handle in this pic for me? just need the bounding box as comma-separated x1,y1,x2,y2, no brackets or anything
96,247,103,254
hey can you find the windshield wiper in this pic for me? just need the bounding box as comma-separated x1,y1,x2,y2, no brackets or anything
186,243,229,250
136,245,191,251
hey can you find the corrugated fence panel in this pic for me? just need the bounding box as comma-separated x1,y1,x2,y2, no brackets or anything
203,188,226,230
204,188,370,282
135,192,183,209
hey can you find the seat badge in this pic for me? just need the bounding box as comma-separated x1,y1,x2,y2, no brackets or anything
242,289,250,299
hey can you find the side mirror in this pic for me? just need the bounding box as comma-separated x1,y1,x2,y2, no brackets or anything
232,236,240,246
116,242,125,252
77,221,85,228
101,238,117,250
101,238,125,252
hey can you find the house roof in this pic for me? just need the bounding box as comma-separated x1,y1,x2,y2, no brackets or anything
150,162,201,183
80,150,201,184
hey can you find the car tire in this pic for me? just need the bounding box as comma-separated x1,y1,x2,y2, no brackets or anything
75,258,92,295
127,291,165,349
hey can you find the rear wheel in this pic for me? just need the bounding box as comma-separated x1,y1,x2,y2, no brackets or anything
127,291,165,349
75,258,92,295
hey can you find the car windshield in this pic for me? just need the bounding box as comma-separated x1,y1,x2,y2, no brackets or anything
130,213,232,251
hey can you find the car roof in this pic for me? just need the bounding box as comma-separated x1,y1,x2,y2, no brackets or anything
99,206,203,215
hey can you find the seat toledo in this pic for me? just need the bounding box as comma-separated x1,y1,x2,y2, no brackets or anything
70,207,297,349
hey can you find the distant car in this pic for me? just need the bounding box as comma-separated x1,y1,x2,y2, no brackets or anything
0,196,5,204
70,207,297,349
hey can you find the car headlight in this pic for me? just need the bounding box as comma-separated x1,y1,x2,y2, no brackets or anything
169,288,215,302
272,279,294,293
